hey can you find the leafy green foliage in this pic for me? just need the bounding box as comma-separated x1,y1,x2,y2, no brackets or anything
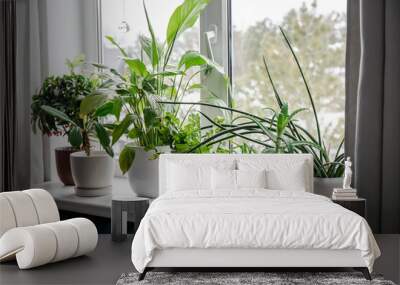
31,73,94,138
65,54,85,74
80,94,108,116
143,1,160,68
162,22,345,177
112,114,134,145
98,0,224,172
95,122,114,157
169,113,211,153
68,126,82,149
119,144,136,174
166,0,209,47
32,60,113,156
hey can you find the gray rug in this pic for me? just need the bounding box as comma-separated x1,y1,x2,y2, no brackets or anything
116,272,396,285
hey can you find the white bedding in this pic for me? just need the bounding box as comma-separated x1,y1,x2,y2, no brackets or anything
131,190,380,273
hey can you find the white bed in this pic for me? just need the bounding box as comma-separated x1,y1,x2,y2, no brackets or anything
131,154,380,280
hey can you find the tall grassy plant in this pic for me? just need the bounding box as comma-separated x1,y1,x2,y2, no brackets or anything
159,27,345,178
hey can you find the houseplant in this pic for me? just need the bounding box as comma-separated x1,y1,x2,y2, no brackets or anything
31,56,94,185
161,27,345,196
41,87,115,196
95,0,226,197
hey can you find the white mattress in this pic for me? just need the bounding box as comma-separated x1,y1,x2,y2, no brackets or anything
131,190,380,272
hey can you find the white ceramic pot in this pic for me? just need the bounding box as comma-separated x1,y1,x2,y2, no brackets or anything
127,146,170,198
70,151,115,197
313,177,342,197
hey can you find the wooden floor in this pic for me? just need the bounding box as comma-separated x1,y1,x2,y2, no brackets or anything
0,235,399,285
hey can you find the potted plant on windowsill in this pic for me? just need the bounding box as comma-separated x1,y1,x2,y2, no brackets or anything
41,90,115,196
161,26,345,197
31,56,94,185
96,0,226,198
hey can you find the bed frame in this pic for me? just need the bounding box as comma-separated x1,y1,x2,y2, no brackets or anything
138,154,372,281
139,248,371,280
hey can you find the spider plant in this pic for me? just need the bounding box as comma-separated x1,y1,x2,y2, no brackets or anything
92,0,227,173
160,27,345,178
236,103,309,153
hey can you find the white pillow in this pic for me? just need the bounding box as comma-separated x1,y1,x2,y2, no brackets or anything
167,163,212,191
266,163,307,191
236,169,267,189
212,168,237,190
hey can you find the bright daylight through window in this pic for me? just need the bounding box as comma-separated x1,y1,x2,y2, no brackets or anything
101,0,200,70
232,0,347,154
100,0,346,157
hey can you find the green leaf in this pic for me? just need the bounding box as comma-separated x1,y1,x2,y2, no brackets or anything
41,105,77,126
166,0,209,46
112,98,122,121
95,122,113,157
143,1,160,68
178,50,224,74
119,144,136,174
106,35,128,57
288,108,308,121
127,128,141,139
80,94,108,116
150,71,184,77
187,83,202,90
65,54,85,74
178,51,207,70
124,58,149,77
68,126,82,148
95,101,114,117
143,107,158,127
280,102,289,116
112,114,133,145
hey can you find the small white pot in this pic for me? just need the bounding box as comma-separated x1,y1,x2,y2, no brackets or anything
70,151,115,197
127,146,170,198
313,177,342,197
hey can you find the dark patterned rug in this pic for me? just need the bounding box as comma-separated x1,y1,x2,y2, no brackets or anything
116,271,396,285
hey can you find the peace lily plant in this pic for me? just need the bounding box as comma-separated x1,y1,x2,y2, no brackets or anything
92,0,226,174
73,0,227,197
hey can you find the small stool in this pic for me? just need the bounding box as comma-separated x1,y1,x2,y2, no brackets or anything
111,195,150,242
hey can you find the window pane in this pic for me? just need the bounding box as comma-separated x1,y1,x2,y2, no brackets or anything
100,0,200,109
232,0,346,154
101,0,199,70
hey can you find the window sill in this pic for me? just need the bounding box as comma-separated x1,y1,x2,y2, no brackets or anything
35,177,134,218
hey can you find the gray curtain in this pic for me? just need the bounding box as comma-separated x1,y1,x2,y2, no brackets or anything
0,0,47,192
0,0,17,191
347,0,400,233
344,0,360,162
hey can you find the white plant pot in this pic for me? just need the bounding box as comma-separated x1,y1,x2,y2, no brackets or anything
127,146,170,198
70,151,115,197
313,177,342,197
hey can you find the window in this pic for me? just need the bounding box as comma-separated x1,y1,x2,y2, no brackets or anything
98,0,346,155
101,0,199,70
231,0,347,154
